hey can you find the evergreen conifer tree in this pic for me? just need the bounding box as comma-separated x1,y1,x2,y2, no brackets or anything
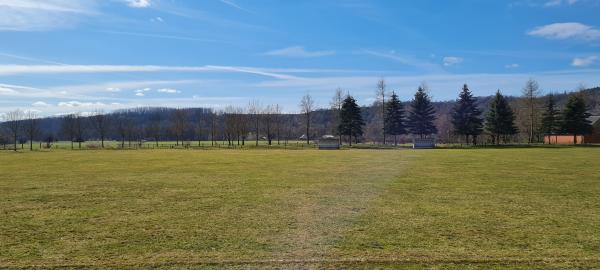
384,92,406,145
451,84,483,144
485,90,518,144
540,94,561,140
338,95,365,146
407,86,437,138
561,94,592,144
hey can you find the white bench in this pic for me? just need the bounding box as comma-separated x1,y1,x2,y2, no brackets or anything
413,138,435,149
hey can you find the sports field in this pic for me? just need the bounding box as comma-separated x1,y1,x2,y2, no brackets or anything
1,148,599,269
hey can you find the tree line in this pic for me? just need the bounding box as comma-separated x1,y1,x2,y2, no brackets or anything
0,79,597,150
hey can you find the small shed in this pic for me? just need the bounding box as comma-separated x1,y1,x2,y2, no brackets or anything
413,138,435,149
318,135,340,150
544,115,600,144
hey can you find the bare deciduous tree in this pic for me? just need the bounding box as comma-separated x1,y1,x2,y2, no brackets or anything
25,111,40,151
248,100,261,146
115,115,131,148
91,110,110,148
376,78,387,144
146,111,162,147
170,109,188,146
61,114,77,150
522,78,541,143
209,110,219,146
224,106,237,146
273,104,282,145
300,94,314,144
74,113,86,149
4,109,24,151
263,105,275,145
330,88,344,144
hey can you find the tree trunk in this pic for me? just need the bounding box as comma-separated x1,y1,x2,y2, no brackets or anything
306,114,310,145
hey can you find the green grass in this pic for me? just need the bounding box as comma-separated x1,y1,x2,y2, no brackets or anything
1,148,599,269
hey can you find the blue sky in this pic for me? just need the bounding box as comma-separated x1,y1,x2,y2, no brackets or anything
0,0,599,115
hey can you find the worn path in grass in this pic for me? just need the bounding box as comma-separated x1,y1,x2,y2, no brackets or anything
0,149,409,268
1,148,600,269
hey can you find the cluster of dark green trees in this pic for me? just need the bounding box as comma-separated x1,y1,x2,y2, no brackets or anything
451,85,593,145
348,83,594,146
540,94,593,144
337,86,439,145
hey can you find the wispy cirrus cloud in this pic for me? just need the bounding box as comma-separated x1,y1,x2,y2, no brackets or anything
0,0,97,31
98,30,224,43
218,0,253,13
363,50,444,72
544,0,579,7
527,22,600,40
0,64,300,79
0,0,155,31
264,46,335,58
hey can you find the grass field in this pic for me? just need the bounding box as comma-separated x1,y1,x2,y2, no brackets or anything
1,148,599,269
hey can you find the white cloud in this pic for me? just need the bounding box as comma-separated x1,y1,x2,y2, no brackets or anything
265,46,335,58
544,0,579,6
32,101,50,107
443,56,463,66
0,86,19,94
0,64,300,80
134,87,151,93
150,16,163,23
505,63,520,68
106,87,121,92
125,0,150,8
572,56,599,67
24,108,43,114
157,88,181,94
134,88,151,96
58,101,106,107
528,22,600,40
0,0,96,31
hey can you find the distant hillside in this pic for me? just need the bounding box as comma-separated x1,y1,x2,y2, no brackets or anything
1,87,599,145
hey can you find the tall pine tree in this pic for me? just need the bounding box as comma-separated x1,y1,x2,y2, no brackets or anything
451,84,483,145
485,90,518,144
338,95,365,146
407,86,437,138
384,91,406,145
540,94,561,140
561,94,592,144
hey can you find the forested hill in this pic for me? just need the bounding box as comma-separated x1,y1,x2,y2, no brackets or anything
1,87,599,144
